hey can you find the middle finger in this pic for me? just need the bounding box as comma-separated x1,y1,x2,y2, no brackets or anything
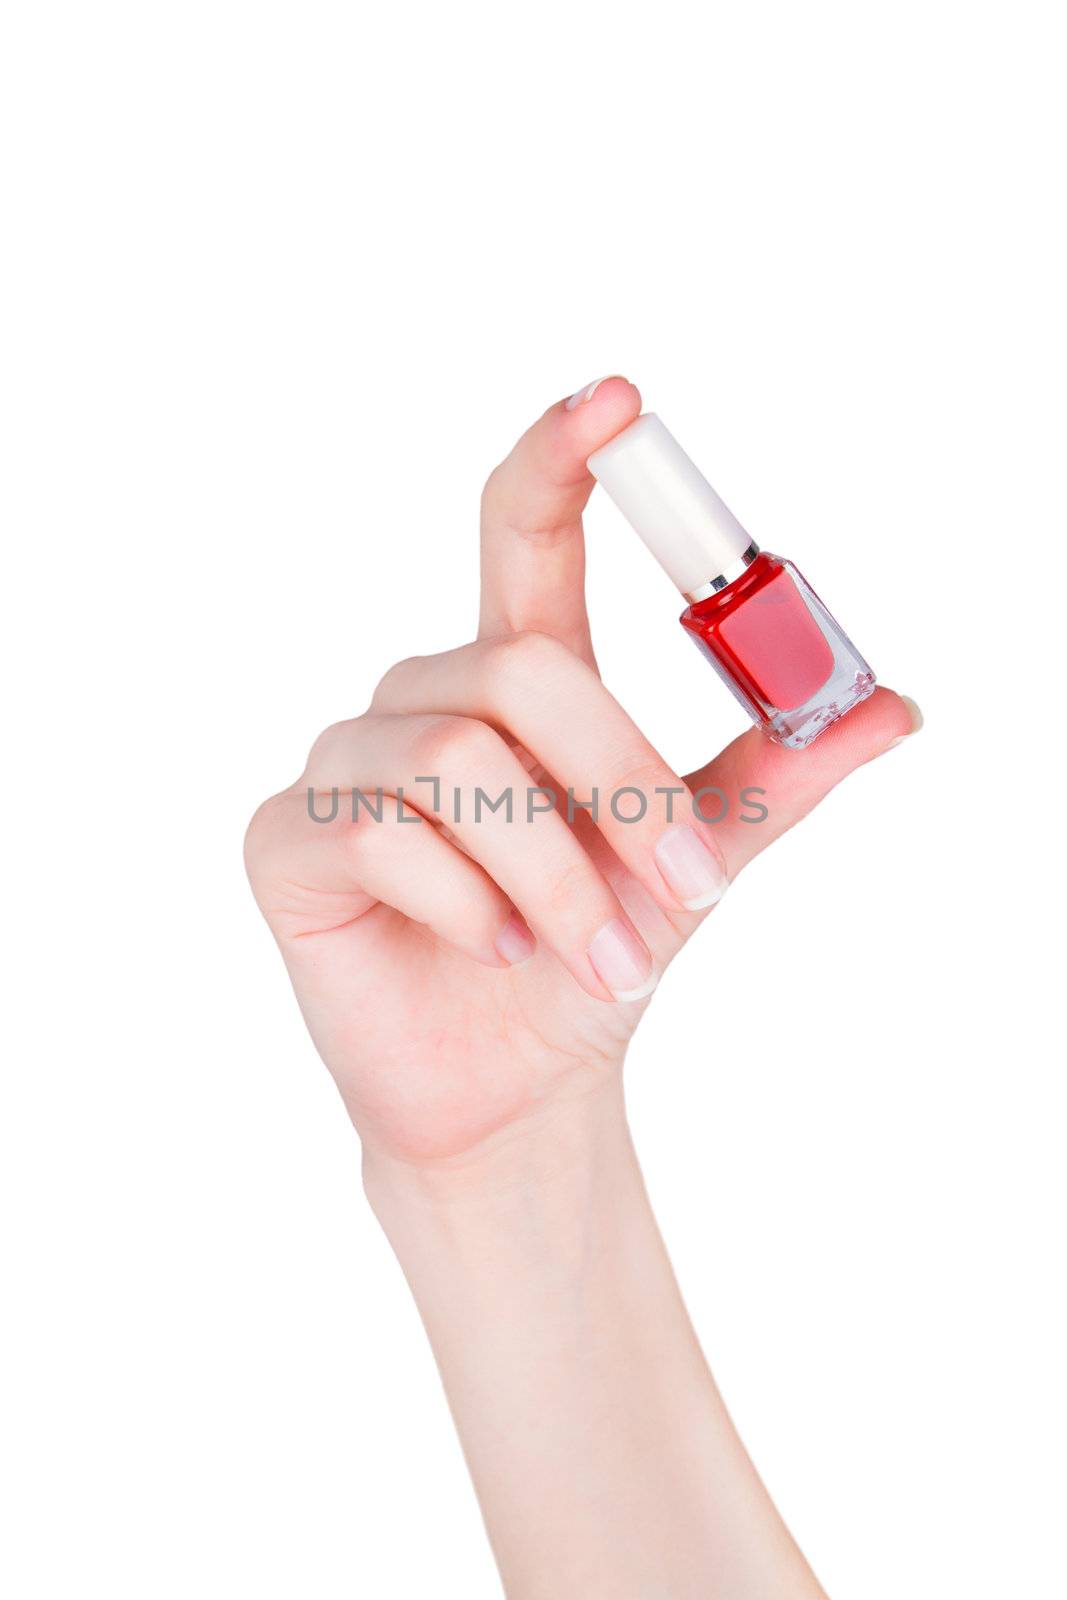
372,632,730,915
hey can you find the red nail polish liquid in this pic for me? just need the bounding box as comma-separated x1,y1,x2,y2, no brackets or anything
680,551,874,748
589,416,875,749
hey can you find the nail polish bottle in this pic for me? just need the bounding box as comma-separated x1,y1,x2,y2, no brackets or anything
588,415,875,750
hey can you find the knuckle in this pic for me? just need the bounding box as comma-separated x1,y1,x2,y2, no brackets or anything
305,717,351,772
479,460,508,514
484,628,569,685
371,655,421,710
242,796,275,875
409,714,499,772
242,789,298,886
615,756,677,810
543,854,599,919
341,809,386,863
585,750,679,821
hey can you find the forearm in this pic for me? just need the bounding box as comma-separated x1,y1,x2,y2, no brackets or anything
364,1077,827,1600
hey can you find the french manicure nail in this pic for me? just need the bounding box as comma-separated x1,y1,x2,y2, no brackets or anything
654,823,729,910
587,916,657,1002
495,911,536,966
565,375,624,411
885,694,924,750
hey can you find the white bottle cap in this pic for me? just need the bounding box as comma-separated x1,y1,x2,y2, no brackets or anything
587,414,756,597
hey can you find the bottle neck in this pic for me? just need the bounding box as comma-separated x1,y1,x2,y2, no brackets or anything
682,541,760,603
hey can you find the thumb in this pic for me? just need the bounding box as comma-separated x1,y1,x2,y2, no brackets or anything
684,687,922,881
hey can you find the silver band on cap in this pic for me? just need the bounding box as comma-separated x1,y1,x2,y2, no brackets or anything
684,542,760,602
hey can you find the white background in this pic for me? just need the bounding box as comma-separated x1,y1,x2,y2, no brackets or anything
2,2,1064,1595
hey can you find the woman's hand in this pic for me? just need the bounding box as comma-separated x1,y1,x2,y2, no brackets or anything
244,379,919,1599
245,379,916,1171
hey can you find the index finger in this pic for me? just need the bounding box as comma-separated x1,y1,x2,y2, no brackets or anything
478,377,642,666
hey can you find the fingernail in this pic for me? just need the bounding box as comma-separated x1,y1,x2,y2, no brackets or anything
587,916,657,1002
565,375,624,411
885,694,924,751
495,911,536,966
654,823,729,910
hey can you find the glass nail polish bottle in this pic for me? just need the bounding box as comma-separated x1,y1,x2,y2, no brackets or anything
588,414,875,750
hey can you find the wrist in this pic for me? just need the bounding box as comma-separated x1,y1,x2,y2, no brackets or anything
362,1074,639,1258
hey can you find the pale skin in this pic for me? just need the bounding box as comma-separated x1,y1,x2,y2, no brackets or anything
245,378,920,1598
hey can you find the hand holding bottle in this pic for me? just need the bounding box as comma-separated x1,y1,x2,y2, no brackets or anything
245,378,916,1171
244,378,919,1599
